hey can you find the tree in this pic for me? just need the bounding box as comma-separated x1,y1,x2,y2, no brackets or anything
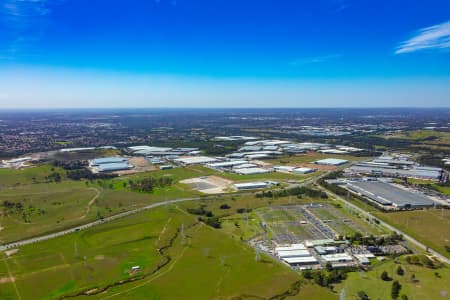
357,291,370,300
381,271,390,281
401,295,408,300
391,281,402,299
396,266,404,276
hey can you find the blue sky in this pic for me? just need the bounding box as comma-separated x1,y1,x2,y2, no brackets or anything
0,0,449,108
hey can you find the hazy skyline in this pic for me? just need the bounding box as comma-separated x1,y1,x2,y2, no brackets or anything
1,0,449,108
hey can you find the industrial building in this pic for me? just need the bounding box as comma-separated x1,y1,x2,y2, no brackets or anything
293,167,316,174
90,157,133,173
206,160,248,169
234,167,272,175
233,181,277,190
274,244,318,267
173,156,218,165
314,158,349,166
347,155,446,181
345,180,436,209
274,166,316,175
320,253,354,267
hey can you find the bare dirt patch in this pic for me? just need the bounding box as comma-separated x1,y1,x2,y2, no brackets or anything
95,255,105,260
0,276,15,284
113,157,156,175
181,176,234,194
5,249,19,257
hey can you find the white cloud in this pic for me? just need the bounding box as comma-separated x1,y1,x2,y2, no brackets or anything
290,54,342,66
396,21,450,54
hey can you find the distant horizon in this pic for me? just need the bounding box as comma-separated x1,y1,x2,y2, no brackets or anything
2,106,450,111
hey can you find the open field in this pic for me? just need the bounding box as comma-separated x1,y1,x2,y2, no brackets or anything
383,130,450,143
0,181,196,243
377,129,450,151
0,165,67,187
334,258,450,300
374,209,450,259
0,205,336,300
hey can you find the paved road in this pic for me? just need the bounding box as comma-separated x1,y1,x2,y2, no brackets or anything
0,196,204,252
0,173,327,252
318,185,450,265
0,173,321,252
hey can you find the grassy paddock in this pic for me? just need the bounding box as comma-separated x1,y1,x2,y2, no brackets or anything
334,258,450,300
374,209,450,259
0,206,336,300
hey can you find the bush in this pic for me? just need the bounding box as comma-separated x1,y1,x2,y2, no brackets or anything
396,266,404,276
357,291,370,300
381,271,391,281
391,281,402,299
219,204,231,209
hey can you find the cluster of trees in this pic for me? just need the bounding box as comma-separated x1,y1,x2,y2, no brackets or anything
187,206,213,217
52,160,88,170
46,172,62,183
303,267,353,287
256,186,327,199
128,177,173,193
347,232,403,246
2,200,45,223
67,169,117,180
186,205,221,228
405,254,439,269
236,208,252,214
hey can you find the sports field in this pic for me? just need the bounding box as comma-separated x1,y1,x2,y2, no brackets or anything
0,206,337,300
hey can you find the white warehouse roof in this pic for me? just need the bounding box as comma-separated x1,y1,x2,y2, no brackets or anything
314,158,349,166
282,256,318,264
277,250,311,258
174,156,218,165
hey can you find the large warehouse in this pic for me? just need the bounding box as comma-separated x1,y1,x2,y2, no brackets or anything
314,158,349,166
90,157,133,173
346,180,436,209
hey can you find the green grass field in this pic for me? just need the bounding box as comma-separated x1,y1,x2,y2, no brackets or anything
334,258,450,300
374,209,450,259
0,205,337,300
0,165,67,187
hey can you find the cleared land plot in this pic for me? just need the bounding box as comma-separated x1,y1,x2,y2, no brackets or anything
112,156,156,175
0,206,336,300
180,175,233,194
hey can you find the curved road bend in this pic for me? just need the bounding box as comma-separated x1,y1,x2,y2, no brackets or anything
317,185,450,265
